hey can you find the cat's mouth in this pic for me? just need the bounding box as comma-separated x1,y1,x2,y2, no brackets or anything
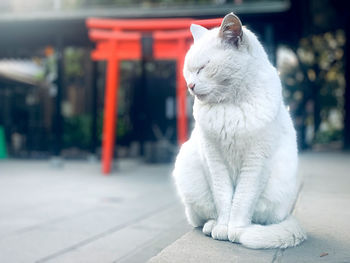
189,89,209,100
195,93,208,100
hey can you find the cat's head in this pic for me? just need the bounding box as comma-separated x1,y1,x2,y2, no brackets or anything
184,13,268,104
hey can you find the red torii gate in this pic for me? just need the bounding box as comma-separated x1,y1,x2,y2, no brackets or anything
86,17,222,174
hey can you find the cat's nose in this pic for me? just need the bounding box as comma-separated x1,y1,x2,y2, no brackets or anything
187,83,195,90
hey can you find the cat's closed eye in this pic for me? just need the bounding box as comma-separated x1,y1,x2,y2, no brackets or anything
196,61,210,75
197,66,205,74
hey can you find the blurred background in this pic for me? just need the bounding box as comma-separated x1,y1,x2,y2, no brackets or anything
0,0,349,162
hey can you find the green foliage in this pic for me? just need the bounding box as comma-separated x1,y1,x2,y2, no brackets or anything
314,129,342,144
64,47,85,82
279,29,345,148
63,114,92,149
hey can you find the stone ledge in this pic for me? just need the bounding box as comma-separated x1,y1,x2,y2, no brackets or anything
148,228,278,263
148,153,350,263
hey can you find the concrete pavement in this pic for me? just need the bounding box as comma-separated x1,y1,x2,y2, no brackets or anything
0,159,190,263
0,153,349,263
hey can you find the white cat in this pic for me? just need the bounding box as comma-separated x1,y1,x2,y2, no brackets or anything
172,13,306,249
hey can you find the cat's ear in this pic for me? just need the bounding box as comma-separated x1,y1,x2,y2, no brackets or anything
190,24,208,42
219,13,243,47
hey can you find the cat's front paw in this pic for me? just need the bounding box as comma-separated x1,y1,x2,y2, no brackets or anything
211,224,228,241
202,219,216,236
228,225,245,243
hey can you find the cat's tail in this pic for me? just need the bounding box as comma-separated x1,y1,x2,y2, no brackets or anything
238,215,306,249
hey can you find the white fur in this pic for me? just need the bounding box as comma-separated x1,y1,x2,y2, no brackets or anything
190,24,208,42
173,21,306,249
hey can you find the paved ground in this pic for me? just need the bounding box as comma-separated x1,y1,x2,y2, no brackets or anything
0,159,190,263
1,153,349,263
149,153,350,263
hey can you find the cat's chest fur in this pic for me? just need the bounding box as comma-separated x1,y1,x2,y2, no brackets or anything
194,100,261,145
193,98,277,174
195,103,252,168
